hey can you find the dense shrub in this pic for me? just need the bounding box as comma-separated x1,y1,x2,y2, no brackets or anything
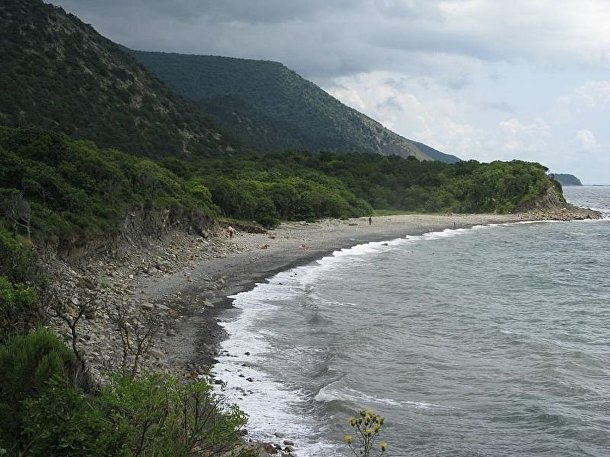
0,330,249,456
0,222,35,284
0,127,217,247
0,329,76,449
97,374,248,456
179,151,555,224
0,275,43,342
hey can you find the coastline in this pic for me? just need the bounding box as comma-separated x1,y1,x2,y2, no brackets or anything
40,204,603,454
47,208,599,382
124,212,568,373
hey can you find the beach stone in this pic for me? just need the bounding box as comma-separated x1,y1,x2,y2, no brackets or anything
263,443,277,454
141,302,154,311
283,440,294,446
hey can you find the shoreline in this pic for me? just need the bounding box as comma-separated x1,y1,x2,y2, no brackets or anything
41,206,603,454
47,208,599,382
129,212,572,373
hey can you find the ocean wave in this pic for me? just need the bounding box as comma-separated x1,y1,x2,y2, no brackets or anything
315,383,444,410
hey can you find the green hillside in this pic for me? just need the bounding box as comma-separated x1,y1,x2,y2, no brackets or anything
0,0,230,158
550,173,582,186
128,50,460,162
0,127,217,254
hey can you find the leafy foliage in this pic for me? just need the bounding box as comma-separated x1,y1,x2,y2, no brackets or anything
0,330,248,456
0,275,42,342
0,222,34,283
0,127,216,249
0,0,230,158
0,328,76,448
169,151,556,224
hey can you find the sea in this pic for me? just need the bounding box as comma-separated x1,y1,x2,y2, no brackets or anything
212,186,610,457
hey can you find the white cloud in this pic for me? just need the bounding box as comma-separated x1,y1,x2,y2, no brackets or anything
498,118,551,139
494,118,553,160
558,81,610,111
576,129,600,151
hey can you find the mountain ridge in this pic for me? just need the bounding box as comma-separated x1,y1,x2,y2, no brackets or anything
0,0,231,158
128,50,461,162
1,0,460,163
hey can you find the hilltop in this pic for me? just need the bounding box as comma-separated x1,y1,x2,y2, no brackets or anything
0,0,230,158
128,50,460,162
1,0,461,162
550,173,583,186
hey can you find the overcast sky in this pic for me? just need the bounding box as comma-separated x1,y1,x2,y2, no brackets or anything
49,0,610,184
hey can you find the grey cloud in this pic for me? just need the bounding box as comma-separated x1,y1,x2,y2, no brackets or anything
52,0,366,25
48,0,609,83
373,0,443,20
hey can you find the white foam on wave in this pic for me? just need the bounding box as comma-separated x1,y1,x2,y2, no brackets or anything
212,222,506,451
315,383,445,410
214,273,335,454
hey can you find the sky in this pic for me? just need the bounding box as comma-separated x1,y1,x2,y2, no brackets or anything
49,0,610,184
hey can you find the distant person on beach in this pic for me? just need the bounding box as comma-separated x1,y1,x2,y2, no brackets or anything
227,226,236,238
368,216,372,225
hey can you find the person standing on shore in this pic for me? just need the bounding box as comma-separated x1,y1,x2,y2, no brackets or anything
369,216,372,225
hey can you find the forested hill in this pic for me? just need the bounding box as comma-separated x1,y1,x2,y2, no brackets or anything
128,50,460,162
550,174,583,186
0,0,231,158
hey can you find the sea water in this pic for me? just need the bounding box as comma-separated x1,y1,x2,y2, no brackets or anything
212,186,610,456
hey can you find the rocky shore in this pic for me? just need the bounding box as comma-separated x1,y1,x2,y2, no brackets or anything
45,207,600,453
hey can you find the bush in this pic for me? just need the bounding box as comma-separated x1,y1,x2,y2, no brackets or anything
0,275,43,342
1,337,249,456
20,381,124,457
98,374,248,456
0,329,76,449
0,223,34,283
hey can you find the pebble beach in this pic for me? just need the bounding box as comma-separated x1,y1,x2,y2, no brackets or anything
46,208,598,382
